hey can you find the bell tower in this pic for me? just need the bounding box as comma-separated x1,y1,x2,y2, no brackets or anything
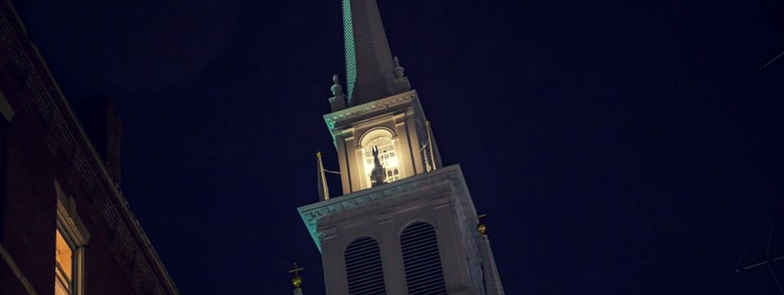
298,1,506,295
326,71,441,194
325,6,440,194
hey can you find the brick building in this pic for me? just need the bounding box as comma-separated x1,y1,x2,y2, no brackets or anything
0,1,180,295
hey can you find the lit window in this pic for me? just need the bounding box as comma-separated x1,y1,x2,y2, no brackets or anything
361,130,400,188
55,229,74,295
54,180,89,295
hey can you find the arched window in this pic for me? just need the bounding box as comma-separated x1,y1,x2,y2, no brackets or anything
400,221,447,295
344,237,387,295
360,129,400,187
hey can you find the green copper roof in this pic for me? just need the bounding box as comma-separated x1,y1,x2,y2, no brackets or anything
341,0,396,106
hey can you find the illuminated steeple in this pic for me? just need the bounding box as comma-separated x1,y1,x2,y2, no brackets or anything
299,2,506,295
322,2,439,195
341,0,409,107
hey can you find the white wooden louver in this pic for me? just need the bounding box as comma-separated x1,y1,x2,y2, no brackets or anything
345,237,387,295
401,222,447,295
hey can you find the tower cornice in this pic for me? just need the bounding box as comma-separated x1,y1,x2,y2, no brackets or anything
324,90,419,132
298,165,476,248
297,164,488,291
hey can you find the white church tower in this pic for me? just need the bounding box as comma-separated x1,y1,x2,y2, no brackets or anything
298,1,506,295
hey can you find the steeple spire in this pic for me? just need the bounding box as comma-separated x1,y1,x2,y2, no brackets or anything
342,0,397,106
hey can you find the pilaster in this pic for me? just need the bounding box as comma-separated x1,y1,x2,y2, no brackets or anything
320,228,348,295
404,108,424,175
335,133,352,194
380,217,407,295
392,112,413,178
433,196,471,293
347,136,363,191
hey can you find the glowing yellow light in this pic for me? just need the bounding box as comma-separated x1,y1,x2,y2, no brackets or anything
55,228,74,295
55,229,73,281
387,157,398,168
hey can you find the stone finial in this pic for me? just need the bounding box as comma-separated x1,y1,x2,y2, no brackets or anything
329,74,347,112
331,74,343,96
393,56,405,78
477,214,487,236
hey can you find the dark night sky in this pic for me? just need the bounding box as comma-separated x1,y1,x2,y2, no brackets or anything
9,0,784,294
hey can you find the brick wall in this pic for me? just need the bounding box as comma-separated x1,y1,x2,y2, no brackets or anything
0,1,180,295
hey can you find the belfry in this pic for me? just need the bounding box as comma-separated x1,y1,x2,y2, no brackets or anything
296,1,506,294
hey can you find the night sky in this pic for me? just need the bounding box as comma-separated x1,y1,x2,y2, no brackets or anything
9,0,784,294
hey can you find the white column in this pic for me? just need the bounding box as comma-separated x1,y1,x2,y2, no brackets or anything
320,229,348,295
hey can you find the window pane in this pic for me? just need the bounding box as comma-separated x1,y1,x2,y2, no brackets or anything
55,229,73,292
55,277,70,295
363,136,400,185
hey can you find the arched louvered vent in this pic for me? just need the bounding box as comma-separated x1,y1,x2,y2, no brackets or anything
345,237,387,295
401,221,447,295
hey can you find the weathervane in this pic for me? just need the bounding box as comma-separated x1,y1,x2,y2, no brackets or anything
736,229,784,295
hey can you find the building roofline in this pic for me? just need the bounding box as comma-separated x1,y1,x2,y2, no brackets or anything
1,1,180,293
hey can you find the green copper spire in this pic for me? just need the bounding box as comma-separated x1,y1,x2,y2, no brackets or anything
341,0,397,106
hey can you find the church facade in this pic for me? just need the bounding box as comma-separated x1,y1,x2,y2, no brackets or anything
297,1,505,295
0,1,179,295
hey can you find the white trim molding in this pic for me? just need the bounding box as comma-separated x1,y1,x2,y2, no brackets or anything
324,90,419,132
55,179,90,295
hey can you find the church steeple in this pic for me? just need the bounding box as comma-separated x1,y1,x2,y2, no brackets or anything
341,0,409,106
302,3,506,295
